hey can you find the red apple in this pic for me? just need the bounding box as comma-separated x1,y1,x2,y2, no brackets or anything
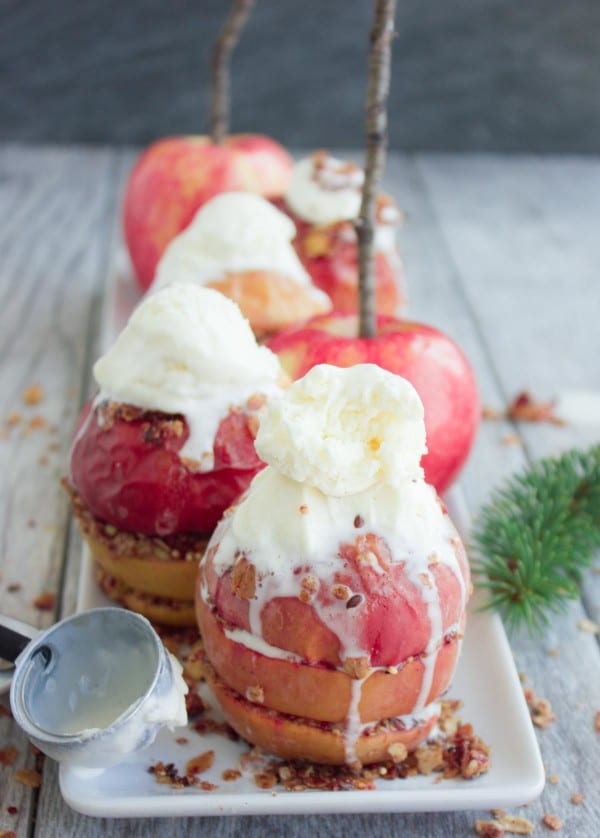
267,313,479,494
69,398,263,536
123,135,293,290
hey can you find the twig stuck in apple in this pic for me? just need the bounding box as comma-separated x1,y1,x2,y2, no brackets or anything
210,0,256,145
356,0,397,338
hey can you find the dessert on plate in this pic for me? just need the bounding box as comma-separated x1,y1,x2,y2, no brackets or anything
66,284,287,627
150,192,331,339
273,151,406,315
197,364,470,766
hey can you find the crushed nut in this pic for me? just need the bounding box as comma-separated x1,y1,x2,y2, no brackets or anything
414,743,445,775
230,557,256,600
548,773,560,784
474,821,505,838
33,592,56,611
13,769,42,788
185,751,215,776
507,391,565,425
387,743,408,763
524,687,556,728
570,793,583,804
23,385,44,406
222,769,241,782
301,575,318,593
0,747,19,767
482,405,502,420
495,813,535,834
342,656,370,680
501,434,523,446
541,813,562,831
175,737,189,745
246,685,265,704
577,618,599,634
254,771,278,789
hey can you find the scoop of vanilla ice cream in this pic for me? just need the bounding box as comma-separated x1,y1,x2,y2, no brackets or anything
152,192,317,293
286,155,364,226
255,364,427,496
94,284,284,467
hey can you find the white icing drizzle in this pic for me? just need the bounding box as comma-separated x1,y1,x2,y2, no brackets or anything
223,626,303,664
344,676,368,766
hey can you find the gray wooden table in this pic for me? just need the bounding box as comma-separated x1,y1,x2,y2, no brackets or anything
0,145,599,837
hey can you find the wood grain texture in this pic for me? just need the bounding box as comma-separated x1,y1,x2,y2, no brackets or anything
0,146,598,836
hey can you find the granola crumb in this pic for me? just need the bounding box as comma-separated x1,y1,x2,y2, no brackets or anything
548,773,560,784
222,769,241,781
547,647,560,657
577,618,599,634
490,809,506,818
474,820,504,838
5,411,22,427
246,685,265,704
524,687,556,728
23,385,44,406
496,813,535,834
175,737,189,745
38,454,49,466
33,592,56,611
387,742,408,763
25,415,48,433
570,793,583,804
507,391,565,425
13,769,42,788
482,405,502,420
594,710,600,732
0,747,19,766
186,751,214,776
501,433,523,446
541,813,562,831
254,771,278,789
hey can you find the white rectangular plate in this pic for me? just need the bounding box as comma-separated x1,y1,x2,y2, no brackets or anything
60,488,544,818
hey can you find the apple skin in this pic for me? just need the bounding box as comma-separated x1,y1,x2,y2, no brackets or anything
267,313,480,494
69,399,263,536
123,135,293,290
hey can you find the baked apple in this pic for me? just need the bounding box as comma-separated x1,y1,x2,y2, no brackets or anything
197,364,470,765
150,192,331,339
274,152,405,315
67,284,287,626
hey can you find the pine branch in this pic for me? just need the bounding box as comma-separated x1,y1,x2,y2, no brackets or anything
210,0,255,144
356,0,397,338
471,445,600,634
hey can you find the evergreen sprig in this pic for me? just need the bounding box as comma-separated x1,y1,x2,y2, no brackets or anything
471,444,600,634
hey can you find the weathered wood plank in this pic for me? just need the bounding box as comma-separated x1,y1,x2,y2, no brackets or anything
5,147,600,836
0,145,119,838
416,152,600,835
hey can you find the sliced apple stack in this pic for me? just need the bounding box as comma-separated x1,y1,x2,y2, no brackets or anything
196,364,471,765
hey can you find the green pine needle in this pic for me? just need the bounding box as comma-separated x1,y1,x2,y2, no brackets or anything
471,444,600,634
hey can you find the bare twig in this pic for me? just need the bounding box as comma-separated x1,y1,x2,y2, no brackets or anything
356,0,397,338
210,0,256,144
